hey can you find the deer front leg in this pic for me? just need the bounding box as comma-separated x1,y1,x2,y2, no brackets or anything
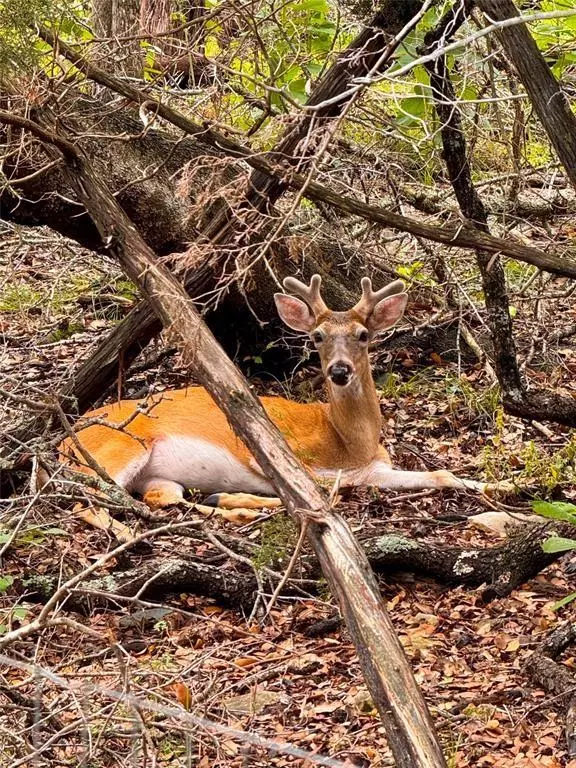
203,492,282,510
355,460,516,494
342,460,489,493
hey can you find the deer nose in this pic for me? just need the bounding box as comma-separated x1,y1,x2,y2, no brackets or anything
328,361,353,386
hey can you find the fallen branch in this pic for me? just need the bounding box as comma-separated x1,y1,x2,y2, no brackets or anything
363,520,571,601
0,109,448,767
26,518,573,613
524,621,576,756
37,27,576,281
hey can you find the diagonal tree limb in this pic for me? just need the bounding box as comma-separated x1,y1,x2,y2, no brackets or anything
422,2,576,427
477,0,576,192
0,108,448,768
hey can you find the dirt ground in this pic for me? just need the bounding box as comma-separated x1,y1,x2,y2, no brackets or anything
2,221,576,767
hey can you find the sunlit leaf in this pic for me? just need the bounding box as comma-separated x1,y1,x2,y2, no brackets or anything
533,500,576,524
0,576,14,594
551,592,576,611
542,537,576,553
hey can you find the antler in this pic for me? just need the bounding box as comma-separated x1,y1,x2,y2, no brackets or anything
283,274,328,317
352,277,405,320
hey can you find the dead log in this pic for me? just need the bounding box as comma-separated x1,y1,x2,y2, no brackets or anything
35,29,576,281
26,0,425,404
43,519,574,608
2,111,448,768
364,521,572,601
524,621,576,756
3,0,426,427
75,556,261,611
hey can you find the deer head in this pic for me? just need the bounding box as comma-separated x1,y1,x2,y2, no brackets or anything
274,274,408,388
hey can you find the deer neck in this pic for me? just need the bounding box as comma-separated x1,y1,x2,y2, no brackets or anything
325,363,382,466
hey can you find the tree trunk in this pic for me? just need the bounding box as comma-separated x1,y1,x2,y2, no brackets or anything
92,0,112,37
10,109,447,768
423,6,524,404
92,0,142,76
477,0,576,191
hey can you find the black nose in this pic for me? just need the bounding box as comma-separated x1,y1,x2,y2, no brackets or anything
328,362,353,386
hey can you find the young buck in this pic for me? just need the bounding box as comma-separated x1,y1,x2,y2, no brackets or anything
56,274,491,513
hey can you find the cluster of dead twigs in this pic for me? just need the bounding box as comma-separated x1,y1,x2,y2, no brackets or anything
4,0,576,765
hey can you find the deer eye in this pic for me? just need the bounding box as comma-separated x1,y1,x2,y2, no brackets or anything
358,330,369,343
311,331,324,345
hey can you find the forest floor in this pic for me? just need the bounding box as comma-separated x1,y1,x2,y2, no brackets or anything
2,222,576,767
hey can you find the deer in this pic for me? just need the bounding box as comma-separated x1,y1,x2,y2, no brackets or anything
51,274,503,522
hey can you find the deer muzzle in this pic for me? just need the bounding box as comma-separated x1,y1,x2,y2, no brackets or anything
327,361,353,387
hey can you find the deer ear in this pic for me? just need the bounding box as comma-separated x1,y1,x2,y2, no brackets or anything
274,293,316,332
367,293,408,332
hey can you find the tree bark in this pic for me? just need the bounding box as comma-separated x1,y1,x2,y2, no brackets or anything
36,519,570,611
423,5,524,403
92,0,142,75
477,0,576,191
364,521,569,601
524,621,576,756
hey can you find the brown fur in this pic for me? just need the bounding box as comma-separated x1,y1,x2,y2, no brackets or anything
55,276,413,509
60,383,389,482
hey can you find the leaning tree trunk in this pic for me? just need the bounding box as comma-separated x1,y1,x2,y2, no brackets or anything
6,107,447,767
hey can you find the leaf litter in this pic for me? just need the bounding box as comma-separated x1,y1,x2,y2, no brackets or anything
3,224,576,766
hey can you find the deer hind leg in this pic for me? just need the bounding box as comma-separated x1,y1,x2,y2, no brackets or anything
141,479,185,510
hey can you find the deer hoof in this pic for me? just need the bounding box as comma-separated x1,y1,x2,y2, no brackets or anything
483,480,517,496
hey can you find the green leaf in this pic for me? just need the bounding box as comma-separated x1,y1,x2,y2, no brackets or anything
412,65,430,86
551,592,576,611
400,95,426,118
307,63,323,77
291,0,328,11
533,500,576,524
287,79,308,103
0,576,14,594
461,84,478,102
542,537,576,553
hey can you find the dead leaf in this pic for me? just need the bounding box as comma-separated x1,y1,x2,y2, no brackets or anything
233,656,260,668
223,690,289,715
173,682,192,710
